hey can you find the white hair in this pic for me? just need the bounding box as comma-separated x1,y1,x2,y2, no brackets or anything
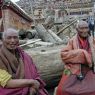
76,20,89,29
2,28,19,39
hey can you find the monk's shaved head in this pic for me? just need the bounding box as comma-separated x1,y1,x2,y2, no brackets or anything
2,28,19,50
76,20,89,29
2,28,19,39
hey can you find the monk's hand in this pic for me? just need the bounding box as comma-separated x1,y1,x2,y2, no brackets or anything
30,80,40,91
30,87,38,95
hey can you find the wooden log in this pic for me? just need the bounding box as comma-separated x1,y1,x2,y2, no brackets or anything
56,19,77,35
25,45,65,87
35,24,62,43
20,39,41,47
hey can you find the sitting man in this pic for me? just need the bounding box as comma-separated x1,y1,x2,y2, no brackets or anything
56,21,95,95
0,28,49,95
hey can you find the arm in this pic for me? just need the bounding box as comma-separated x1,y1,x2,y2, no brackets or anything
5,79,40,89
0,69,40,89
61,49,86,64
61,40,91,64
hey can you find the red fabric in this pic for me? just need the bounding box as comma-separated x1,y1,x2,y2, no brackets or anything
60,35,92,75
57,75,69,95
0,47,48,95
56,35,95,95
78,35,91,53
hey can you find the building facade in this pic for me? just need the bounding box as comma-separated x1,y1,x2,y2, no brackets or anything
17,0,94,19
64,0,93,15
0,0,33,32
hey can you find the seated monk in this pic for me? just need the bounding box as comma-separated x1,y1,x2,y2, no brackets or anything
0,28,49,95
56,21,95,95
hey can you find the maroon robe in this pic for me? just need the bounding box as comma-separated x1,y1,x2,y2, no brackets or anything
57,35,95,95
0,46,49,95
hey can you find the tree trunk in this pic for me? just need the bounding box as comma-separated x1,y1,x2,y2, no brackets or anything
26,45,64,87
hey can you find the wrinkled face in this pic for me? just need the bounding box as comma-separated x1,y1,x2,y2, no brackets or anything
3,32,19,50
77,25,89,38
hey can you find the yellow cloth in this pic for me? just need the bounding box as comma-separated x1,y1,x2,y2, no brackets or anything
0,69,12,87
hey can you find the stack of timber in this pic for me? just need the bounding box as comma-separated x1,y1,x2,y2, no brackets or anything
35,24,63,43
35,16,63,44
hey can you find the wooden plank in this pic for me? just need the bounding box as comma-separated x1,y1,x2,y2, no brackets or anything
20,39,41,47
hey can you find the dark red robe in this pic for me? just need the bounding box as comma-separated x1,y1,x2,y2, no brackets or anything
57,35,95,95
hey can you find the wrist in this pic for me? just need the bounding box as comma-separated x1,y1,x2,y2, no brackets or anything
27,79,34,86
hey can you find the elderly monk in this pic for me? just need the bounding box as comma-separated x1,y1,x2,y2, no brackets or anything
0,28,49,95
56,21,95,95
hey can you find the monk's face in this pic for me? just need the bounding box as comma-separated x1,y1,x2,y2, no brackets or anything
77,25,89,38
3,32,19,50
